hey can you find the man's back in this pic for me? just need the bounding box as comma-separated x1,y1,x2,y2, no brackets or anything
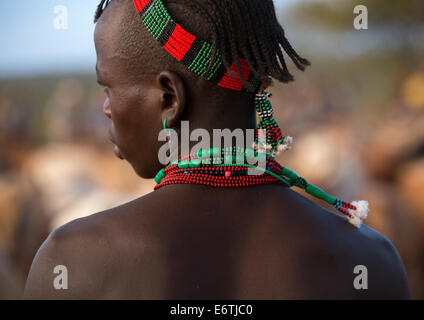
24,184,410,299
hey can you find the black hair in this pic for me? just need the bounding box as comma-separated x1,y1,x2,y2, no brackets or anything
94,0,310,91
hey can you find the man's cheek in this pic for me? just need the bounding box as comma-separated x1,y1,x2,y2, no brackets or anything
111,106,133,131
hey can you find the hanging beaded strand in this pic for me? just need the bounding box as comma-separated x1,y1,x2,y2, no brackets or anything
278,166,369,227
254,90,293,155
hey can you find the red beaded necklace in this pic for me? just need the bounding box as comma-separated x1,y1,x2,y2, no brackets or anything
154,147,284,190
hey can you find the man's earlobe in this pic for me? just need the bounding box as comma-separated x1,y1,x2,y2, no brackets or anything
157,71,186,128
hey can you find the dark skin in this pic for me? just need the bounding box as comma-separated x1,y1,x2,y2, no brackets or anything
23,2,410,299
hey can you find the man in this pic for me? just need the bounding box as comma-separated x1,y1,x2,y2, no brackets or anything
24,0,410,299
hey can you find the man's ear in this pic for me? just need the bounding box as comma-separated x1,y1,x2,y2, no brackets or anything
156,71,186,129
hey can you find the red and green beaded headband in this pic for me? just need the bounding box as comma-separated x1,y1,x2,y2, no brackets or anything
133,0,262,93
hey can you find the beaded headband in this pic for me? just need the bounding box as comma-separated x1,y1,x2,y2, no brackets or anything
133,0,262,93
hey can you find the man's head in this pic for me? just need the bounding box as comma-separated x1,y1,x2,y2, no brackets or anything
94,0,309,178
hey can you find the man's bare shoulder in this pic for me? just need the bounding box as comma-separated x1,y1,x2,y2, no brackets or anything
277,189,410,298
45,188,161,245
23,192,158,299
355,224,410,299
314,212,410,298
23,186,411,299
23,214,114,299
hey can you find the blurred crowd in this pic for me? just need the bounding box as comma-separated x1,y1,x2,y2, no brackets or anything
1,0,423,299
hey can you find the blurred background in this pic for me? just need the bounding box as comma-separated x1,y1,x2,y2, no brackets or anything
0,0,423,299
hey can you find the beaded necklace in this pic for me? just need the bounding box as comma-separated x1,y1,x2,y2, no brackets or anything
154,146,369,228
154,146,283,189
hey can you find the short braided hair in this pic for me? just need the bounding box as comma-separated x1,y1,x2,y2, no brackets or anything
94,0,310,91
